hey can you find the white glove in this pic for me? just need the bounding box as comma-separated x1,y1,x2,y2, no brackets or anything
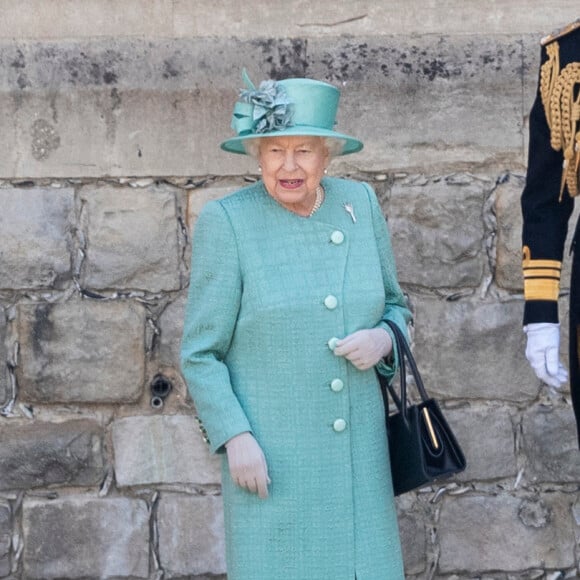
333,328,393,370
524,322,568,389
225,432,270,499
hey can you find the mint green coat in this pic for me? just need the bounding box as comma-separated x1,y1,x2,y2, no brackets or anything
181,177,411,580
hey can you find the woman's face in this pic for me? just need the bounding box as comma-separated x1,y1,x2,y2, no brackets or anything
257,136,330,216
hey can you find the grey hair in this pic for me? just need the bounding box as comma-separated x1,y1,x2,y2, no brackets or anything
244,136,346,159
243,139,261,158
323,138,347,157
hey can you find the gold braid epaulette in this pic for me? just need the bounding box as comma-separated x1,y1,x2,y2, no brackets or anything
539,41,580,199
540,42,559,128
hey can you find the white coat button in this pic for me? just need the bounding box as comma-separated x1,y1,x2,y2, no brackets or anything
333,418,347,432
330,230,345,245
330,379,344,392
328,337,340,351
324,295,338,310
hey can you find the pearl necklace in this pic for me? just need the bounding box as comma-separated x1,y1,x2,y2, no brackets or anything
309,185,324,217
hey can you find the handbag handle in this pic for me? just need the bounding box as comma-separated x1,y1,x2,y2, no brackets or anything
378,320,430,425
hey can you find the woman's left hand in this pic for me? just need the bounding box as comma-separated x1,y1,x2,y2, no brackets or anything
333,328,393,370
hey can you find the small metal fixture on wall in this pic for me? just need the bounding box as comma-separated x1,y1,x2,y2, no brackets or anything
150,374,173,409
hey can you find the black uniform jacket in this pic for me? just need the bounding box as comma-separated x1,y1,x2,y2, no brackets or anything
521,20,580,324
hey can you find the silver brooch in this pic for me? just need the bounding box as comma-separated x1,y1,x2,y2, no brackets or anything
344,203,356,223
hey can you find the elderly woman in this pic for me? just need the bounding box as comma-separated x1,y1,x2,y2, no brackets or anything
181,73,412,580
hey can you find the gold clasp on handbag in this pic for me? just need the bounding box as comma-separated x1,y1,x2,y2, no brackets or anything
422,407,439,450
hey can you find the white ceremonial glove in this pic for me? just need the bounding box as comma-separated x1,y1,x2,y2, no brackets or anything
333,328,393,371
524,322,568,389
225,432,270,499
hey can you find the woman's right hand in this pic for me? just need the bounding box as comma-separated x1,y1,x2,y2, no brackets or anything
225,432,270,499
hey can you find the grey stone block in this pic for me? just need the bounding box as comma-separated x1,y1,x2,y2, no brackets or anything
157,494,225,577
445,406,517,482
0,188,73,290
112,415,220,487
0,35,534,178
0,308,7,407
17,299,145,403
308,35,527,173
79,185,181,292
0,420,104,491
22,496,149,579
522,407,580,484
397,508,427,576
438,494,575,572
495,175,525,291
412,297,537,401
387,175,488,288
0,0,173,39
0,502,11,577
174,1,580,37
158,293,187,367
1,1,579,41
0,38,254,178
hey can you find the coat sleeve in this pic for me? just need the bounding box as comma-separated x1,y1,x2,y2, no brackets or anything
180,200,252,454
521,44,575,324
363,182,413,380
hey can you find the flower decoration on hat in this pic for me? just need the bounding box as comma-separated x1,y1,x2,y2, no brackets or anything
231,70,293,136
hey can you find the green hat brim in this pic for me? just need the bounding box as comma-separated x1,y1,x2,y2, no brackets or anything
220,126,363,156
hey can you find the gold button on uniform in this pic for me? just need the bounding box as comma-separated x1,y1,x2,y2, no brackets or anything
324,295,338,310
333,418,347,432
330,230,345,245
330,379,344,392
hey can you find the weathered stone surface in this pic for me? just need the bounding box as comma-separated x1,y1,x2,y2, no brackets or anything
22,496,149,579
0,308,7,407
158,293,186,367
0,502,11,577
308,35,532,173
0,0,173,38
522,407,580,484
0,188,73,290
158,494,225,577
0,420,104,491
0,39,253,178
17,299,145,403
80,185,181,292
438,494,575,572
186,184,243,232
0,35,534,178
496,174,580,291
445,406,517,482
387,175,488,288
174,1,580,37
559,298,573,369
1,1,578,40
112,415,220,487
397,508,427,576
495,174,525,291
412,297,537,401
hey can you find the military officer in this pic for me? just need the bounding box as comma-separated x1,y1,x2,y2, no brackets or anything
522,19,580,442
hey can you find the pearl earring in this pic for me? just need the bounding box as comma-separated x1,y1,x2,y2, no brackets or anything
258,166,262,173
324,168,328,175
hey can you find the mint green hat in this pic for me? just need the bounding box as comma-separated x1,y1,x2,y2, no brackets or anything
220,71,363,156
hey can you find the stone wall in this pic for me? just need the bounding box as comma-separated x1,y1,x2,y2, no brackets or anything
1,2,580,579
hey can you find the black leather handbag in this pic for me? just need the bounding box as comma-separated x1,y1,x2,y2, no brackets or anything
377,320,466,496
